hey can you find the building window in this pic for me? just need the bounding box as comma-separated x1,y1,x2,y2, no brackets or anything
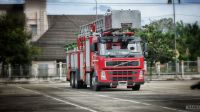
30,24,37,36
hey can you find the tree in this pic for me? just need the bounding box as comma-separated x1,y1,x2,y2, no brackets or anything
176,21,200,61
0,12,40,76
64,43,77,51
176,21,189,60
135,18,175,77
136,18,175,64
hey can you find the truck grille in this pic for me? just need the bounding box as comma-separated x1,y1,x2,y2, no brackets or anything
106,61,139,67
112,77,133,81
108,71,137,75
108,70,136,81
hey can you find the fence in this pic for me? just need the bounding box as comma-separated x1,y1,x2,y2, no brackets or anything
0,62,66,80
147,61,199,76
0,61,199,80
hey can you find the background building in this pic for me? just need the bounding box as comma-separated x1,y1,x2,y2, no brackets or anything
0,0,100,78
0,0,48,42
24,0,48,42
32,15,100,78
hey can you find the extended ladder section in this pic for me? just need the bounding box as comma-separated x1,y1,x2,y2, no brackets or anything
80,10,141,35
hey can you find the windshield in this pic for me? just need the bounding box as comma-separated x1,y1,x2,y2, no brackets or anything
99,41,142,57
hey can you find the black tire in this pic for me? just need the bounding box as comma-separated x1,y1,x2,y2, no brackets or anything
91,72,101,91
82,84,87,89
132,85,140,91
70,73,75,88
90,74,93,89
75,71,81,89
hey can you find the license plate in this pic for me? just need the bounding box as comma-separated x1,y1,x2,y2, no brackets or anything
118,81,127,86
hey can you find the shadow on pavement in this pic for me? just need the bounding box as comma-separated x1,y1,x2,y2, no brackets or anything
191,81,200,89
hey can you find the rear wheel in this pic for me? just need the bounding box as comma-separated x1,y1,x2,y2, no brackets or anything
70,73,75,88
132,84,140,91
75,71,81,89
82,84,87,88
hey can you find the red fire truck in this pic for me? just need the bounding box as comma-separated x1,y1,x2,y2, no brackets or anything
66,10,147,91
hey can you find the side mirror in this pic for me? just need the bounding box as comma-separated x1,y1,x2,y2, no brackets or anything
144,43,148,52
90,44,95,52
143,43,148,58
90,43,98,52
144,51,148,58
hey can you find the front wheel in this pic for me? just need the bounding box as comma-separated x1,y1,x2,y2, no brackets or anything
91,73,101,91
132,84,140,91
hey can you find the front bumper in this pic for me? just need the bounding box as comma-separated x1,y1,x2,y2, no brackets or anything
97,81,144,87
98,69,145,85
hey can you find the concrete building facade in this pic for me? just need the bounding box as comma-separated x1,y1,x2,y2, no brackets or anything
0,0,48,42
0,1,100,79
0,0,51,78
24,0,48,42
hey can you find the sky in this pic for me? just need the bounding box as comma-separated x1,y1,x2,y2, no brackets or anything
0,0,200,25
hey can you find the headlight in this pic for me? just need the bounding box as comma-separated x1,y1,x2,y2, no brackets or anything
101,71,107,80
139,70,144,79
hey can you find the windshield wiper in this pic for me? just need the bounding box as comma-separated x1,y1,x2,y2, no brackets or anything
125,52,135,58
107,54,115,58
113,60,134,67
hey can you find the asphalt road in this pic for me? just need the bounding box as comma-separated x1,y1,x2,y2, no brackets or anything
0,80,200,112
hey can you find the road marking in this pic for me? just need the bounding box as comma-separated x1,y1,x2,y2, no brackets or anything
47,86,150,106
148,86,183,90
145,86,200,97
49,85,188,112
15,86,98,112
97,94,149,105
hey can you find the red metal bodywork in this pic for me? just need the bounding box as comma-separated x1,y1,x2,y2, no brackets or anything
66,34,145,86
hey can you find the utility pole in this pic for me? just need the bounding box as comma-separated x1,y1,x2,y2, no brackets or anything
168,0,178,77
172,0,178,77
95,0,98,20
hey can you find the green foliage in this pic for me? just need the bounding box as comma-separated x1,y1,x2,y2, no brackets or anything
176,21,200,61
64,43,77,51
0,12,40,65
135,18,175,64
136,18,200,63
63,18,200,65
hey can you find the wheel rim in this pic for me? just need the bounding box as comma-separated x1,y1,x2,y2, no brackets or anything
70,77,72,86
71,75,74,86
92,77,96,87
75,74,77,86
